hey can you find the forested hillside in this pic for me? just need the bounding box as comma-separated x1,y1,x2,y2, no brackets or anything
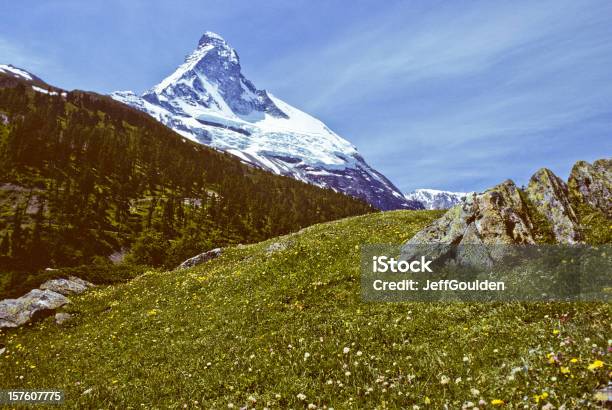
0,76,373,271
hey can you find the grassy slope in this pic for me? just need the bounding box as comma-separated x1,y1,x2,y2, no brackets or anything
0,210,610,408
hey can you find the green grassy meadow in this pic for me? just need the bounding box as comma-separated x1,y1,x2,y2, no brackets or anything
0,210,610,408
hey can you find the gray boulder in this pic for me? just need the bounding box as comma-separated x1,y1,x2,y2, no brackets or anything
0,289,69,328
526,168,581,244
39,277,94,295
176,248,223,270
68,276,95,289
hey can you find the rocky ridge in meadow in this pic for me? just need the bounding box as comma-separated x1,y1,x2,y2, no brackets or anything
404,158,611,249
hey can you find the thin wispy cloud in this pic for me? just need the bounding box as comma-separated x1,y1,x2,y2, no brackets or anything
254,0,610,110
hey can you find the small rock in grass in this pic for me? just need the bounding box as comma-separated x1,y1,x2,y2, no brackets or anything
55,312,73,325
266,241,290,254
176,248,223,270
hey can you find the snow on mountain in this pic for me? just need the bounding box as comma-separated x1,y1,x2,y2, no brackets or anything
0,64,33,80
0,64,63,96
111,32,421,210
404,189,472,210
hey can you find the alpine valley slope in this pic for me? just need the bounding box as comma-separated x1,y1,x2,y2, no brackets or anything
112,32,421,211
0,210,609,408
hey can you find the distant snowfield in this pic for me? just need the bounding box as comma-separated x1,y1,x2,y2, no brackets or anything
404,189,472,210
31,85,62,96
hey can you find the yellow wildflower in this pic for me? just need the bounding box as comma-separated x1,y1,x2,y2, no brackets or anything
534,392,549,403
570,358,578,363
491,399,504,406
587,360,604,371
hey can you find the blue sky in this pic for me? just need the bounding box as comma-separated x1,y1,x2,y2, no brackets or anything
1,0,611,193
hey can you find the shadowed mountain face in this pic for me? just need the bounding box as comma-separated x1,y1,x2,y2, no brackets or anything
111,32,421,211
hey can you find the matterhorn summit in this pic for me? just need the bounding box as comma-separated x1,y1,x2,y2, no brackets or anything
112,32,420,210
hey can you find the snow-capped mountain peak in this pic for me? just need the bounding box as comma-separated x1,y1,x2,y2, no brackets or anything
404,189,472,210
199,30,231,45
112,32,420,210
143,31,285,122
149,32,238,93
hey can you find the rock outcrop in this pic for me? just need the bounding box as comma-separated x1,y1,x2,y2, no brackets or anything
40,276,94,295
404,158,611,249
0,289,69,328
176,248,223,270
405,180,536,247
526,168,581,244
0,276,94,329
568,158,612,218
